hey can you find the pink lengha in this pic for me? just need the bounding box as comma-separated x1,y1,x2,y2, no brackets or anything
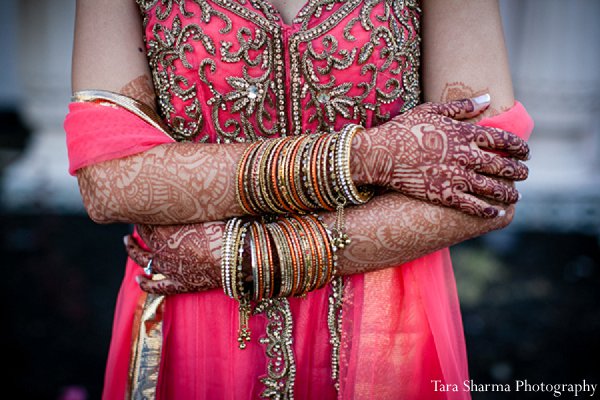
63,1,533,399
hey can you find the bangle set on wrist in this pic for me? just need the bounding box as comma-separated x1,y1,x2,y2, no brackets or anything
236,124,373,214
222,214,337,348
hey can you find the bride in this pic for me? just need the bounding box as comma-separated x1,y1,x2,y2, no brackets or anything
66,0,532,398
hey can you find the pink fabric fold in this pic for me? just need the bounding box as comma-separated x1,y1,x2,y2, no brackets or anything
63,102,175,175
478,101,534,142
339,100,534,399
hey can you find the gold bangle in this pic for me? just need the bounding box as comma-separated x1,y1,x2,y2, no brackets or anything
266,221,291,297
72,89,171,138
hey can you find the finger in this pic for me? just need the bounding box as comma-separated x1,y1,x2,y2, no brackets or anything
425,94,491,120
125,235,153,269
124,236,170,275
473,126,530,160
467,173,520,204
472,149,529,181
450,192,506,219
137,275,189,295
135,224,155,245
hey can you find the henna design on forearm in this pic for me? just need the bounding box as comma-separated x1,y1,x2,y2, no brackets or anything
321,192,512,275
77,132,375,226
126,190,514,295
77,142,248,224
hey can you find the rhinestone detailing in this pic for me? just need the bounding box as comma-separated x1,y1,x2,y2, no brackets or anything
138,0,421,141
247,85,259,99
254,298,297,399
327,276,344,390
317,92,330,104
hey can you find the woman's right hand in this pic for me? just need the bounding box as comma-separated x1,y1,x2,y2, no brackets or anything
354,95,530,218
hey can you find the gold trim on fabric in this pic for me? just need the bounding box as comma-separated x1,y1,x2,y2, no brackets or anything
253,298,297,399
127,290,146,395
72,90,173,139
327,276,344,391
127,279,166,400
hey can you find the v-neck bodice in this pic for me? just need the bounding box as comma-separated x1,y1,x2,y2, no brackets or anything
137,0,421,143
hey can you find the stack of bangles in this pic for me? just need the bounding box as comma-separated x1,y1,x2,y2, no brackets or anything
223,124,374,348
221,214,336,348
236,123,372,214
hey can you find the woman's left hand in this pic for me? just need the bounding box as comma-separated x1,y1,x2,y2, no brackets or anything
125,222,225,295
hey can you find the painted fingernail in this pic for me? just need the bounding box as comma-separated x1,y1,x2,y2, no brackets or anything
135,275,141,284
472,93,491,106
123,235,129,246
497,209,506,217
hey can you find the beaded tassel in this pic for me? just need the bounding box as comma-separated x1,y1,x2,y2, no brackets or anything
331,196,351,249
237,296,252,349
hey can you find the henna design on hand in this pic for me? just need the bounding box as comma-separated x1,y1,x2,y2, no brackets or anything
354,97,530,218
125,222,224,295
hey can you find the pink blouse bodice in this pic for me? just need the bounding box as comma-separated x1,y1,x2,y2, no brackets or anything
137,0,421,142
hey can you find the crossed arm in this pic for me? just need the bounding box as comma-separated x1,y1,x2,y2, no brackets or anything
73,0,524,293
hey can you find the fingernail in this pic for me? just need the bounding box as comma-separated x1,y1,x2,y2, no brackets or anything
472,93,491,106
123,235,129,246
135,275,141,284
497,209,506,217
518,192,523,201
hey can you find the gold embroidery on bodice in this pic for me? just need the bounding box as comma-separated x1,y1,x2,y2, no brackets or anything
137,0,421,143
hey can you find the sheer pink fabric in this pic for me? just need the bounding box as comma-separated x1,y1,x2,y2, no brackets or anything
63,0,534,397
65,96,532,399
64,102,174,175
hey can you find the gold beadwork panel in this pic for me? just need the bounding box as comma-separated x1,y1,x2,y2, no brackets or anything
137,0,420,142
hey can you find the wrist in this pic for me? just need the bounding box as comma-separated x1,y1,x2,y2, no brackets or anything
350,125,393,187
350,127,374,186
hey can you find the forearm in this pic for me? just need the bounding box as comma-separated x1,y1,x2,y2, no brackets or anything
321,191,510,276
77,141,246,224
132,187,510,294
77,131,371,225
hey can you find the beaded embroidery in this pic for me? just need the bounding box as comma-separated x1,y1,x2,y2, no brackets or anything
138,0,420,142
